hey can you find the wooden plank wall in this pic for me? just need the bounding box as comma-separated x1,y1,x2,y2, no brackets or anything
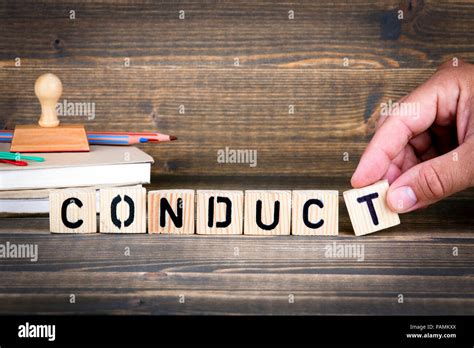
1,0,473,186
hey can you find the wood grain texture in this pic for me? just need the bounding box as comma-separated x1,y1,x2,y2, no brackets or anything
0,67,444,178
1,1,474,69
292,190,339,236
0,0,473,315
0,221,472,315
148,189,195,234
196,190,243,235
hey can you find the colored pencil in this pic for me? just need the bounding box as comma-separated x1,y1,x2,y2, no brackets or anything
87,131,177,143
0,159,28,166
0,152,45,162
0,130,177,145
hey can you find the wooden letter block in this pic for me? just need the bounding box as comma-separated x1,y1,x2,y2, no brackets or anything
292,190,339,236
343,180,400,236
100,186,146,233
49,189,97,233
196,190,243,235
244,190,291,235
148,190,195,234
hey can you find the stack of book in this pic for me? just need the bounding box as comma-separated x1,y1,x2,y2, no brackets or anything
0,143,154,214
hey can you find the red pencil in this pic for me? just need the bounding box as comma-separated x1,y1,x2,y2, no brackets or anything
0,159,28,166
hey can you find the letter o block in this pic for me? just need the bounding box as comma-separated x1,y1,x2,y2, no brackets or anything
244,190,291,235
343,180,400,236
148,190,195,234
197,190,243,235
49,189,97,233
292,190,339,236
100,186,146,233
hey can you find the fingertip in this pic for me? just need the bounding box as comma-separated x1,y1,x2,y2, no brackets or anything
350,161,382,188
387,184,418,213
350,170,365,188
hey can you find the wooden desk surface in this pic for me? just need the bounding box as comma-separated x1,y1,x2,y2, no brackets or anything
0,178,473,315
0,1,473,315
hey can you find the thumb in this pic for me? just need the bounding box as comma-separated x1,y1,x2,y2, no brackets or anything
387,143,474,213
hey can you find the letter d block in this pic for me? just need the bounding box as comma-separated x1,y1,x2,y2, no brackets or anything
343,180,400,236
244,190,291,235
292,190,339,236
100,186,146,233
197,190,243,235
148,190,195,234
49,189,97,233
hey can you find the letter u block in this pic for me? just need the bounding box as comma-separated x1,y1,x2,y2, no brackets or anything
292,190,339,235
148,190,195,234
49,189,97,233
343,180,400,236
100,186,146,233
196,190,243,235
244,190,291,235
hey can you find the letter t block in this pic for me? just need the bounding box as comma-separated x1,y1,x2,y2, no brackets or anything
343,180,400,236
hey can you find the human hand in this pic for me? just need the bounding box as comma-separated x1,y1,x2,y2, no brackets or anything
351,60,474,213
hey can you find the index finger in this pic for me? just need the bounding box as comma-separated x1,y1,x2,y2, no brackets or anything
351,69,460,188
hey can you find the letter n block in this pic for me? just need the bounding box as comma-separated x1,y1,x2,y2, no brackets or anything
148,190,195,234
343,180,400,236
49,189,97,233
100,186,146,233
244,190,291,235
292,190,339,236
196,190,243,235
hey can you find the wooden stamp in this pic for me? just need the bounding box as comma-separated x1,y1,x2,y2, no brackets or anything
244,190,291,235
49,189,97,233
292,190,339,236
100,186,146,233
148,189,195,234
10,73,89,153
343,180,400,236
196,190,243,235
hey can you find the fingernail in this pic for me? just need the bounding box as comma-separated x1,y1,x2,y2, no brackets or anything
389,186,417,212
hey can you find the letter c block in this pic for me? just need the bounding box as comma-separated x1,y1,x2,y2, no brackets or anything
292,190,339,235
49,189,97,233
